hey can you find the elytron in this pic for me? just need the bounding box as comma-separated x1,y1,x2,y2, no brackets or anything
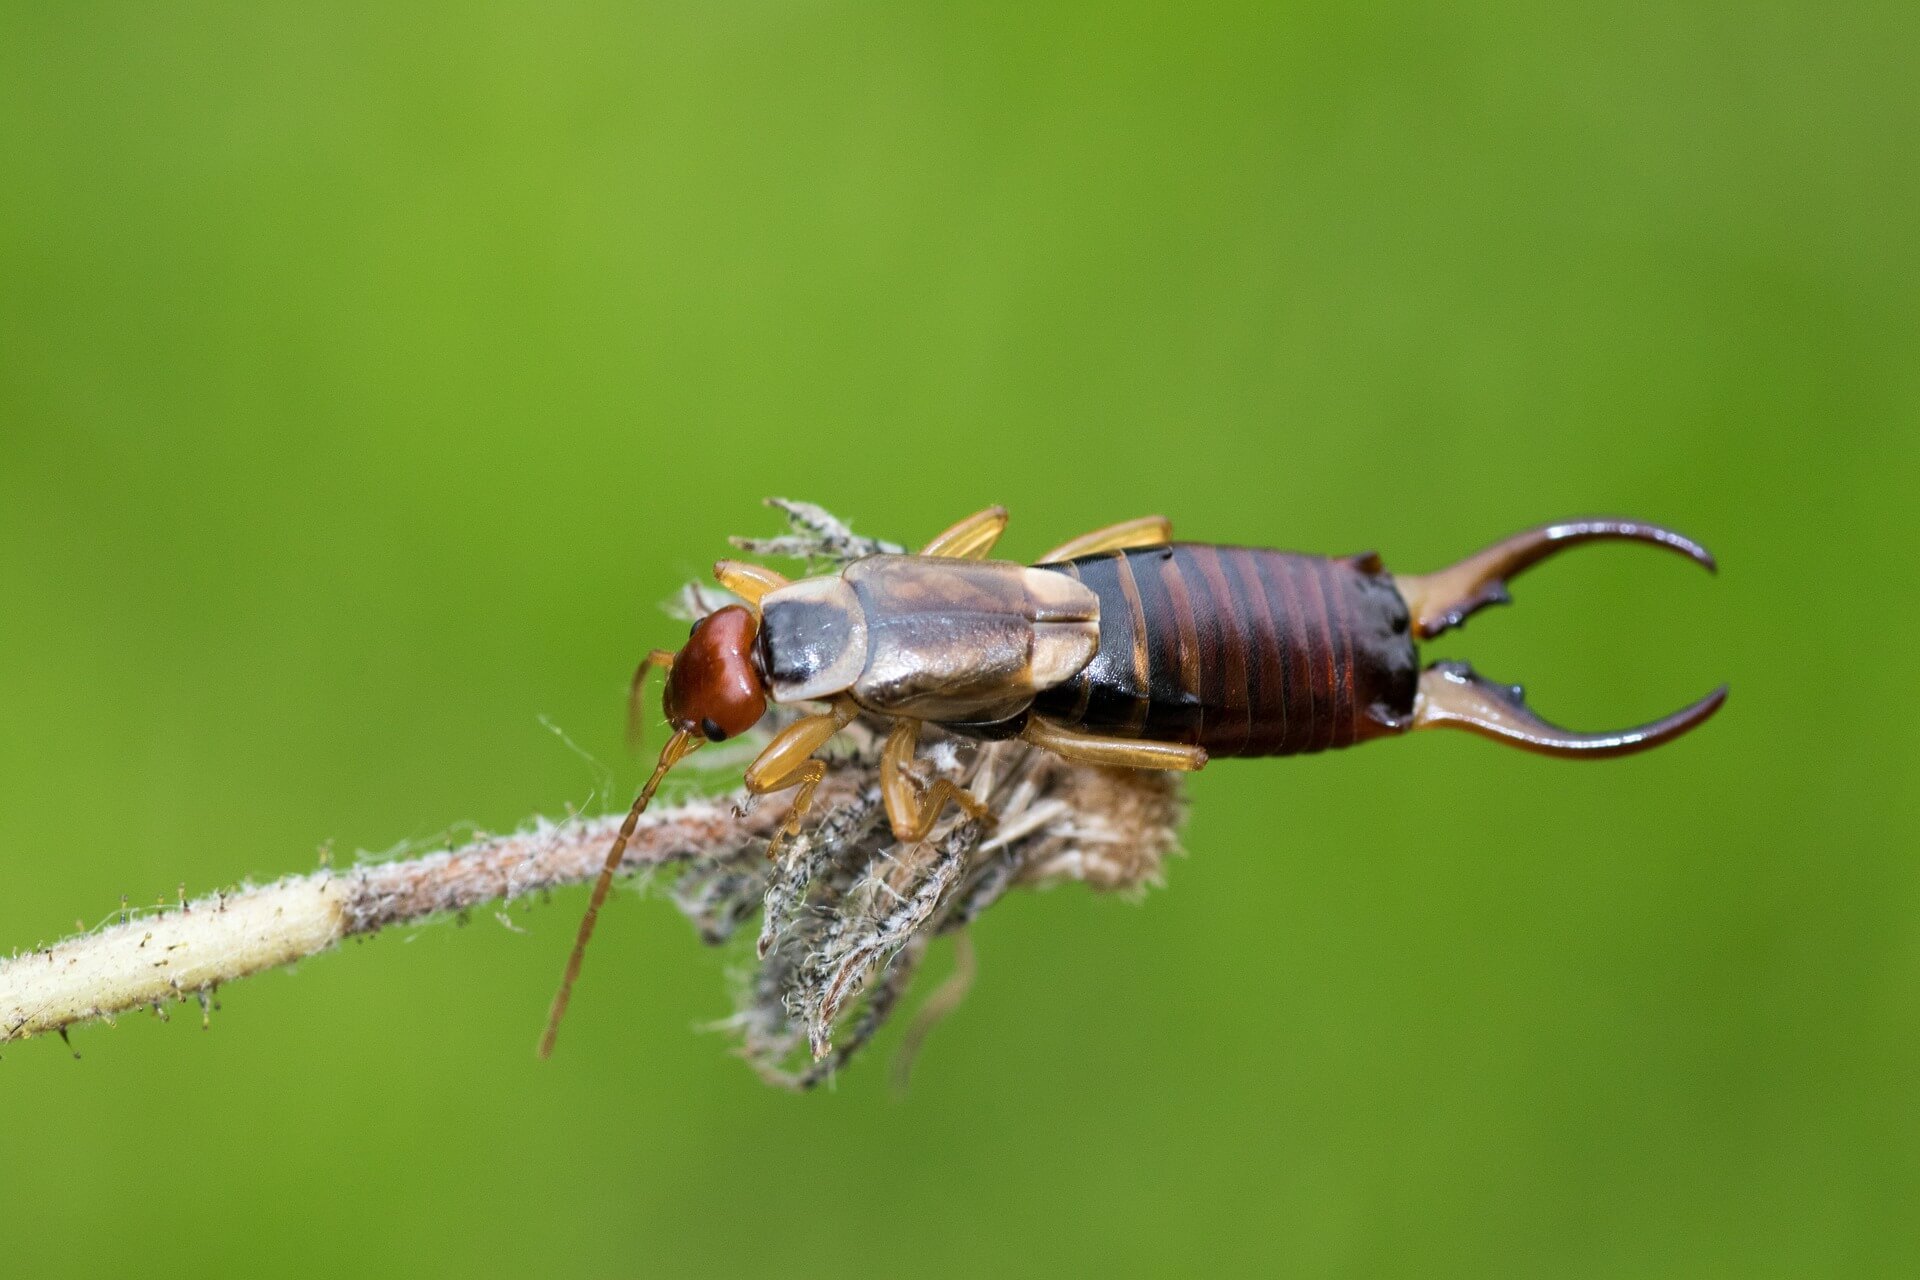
540,507,1724,1054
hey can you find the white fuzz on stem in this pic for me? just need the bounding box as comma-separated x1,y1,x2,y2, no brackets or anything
0,788,842,1046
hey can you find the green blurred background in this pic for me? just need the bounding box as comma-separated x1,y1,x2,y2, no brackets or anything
2,2,1914,1275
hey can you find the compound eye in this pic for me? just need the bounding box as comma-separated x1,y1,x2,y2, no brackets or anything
700,717,727,742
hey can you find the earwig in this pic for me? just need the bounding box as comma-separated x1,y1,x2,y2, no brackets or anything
539,507,1724,1056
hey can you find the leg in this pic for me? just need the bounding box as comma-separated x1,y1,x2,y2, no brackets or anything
1023,715,1208,771
625,648,677,749
1036,515,1172,563
712,559,790,608
743,698,860,858
881,719,995,843
920,506,1009,560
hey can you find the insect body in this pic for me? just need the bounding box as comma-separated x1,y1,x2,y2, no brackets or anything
539,507,1724,1055
1031,544,1418,757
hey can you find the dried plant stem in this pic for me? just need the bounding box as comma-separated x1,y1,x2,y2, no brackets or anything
0,777,860,1046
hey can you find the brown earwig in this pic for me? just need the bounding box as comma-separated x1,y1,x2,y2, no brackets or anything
538,508,1724,1056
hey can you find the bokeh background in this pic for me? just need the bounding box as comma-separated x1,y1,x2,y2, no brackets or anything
3,2,1914,1275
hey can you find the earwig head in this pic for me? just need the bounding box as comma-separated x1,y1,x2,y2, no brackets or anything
541,603,770,1059
663,604,769,743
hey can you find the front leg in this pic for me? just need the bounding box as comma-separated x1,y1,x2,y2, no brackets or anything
743,698,860,860
881,719,995,844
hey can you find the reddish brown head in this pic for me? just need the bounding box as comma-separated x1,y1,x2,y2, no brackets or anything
663,605,769,742
539,603,773,1060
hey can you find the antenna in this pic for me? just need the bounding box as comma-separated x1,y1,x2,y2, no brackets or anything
538,728,699,1058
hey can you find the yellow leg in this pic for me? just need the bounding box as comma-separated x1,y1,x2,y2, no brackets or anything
1023,715,1208,771
1036,515,1173,563
920,506,1009,560
625,648,677,750
881,719,995,843
743,698,860,858
712,559,790,609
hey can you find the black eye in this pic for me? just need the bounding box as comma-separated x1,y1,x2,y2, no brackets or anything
689,619,702,637
700,717,726,741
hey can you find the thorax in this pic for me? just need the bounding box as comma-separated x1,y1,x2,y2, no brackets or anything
756,555,1100,722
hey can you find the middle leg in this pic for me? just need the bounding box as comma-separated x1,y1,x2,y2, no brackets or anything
881,719,995,844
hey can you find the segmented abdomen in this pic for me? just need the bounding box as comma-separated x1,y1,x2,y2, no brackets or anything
1031,544,1419,757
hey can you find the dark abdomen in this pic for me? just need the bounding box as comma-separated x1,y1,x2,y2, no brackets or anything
1031,544,1419,757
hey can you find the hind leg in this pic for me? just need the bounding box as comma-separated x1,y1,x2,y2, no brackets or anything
1022,716,1208,771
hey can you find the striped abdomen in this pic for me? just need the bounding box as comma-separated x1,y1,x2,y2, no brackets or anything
1030,544,1419,757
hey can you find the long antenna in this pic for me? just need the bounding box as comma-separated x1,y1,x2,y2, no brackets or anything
538,728,698,1058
